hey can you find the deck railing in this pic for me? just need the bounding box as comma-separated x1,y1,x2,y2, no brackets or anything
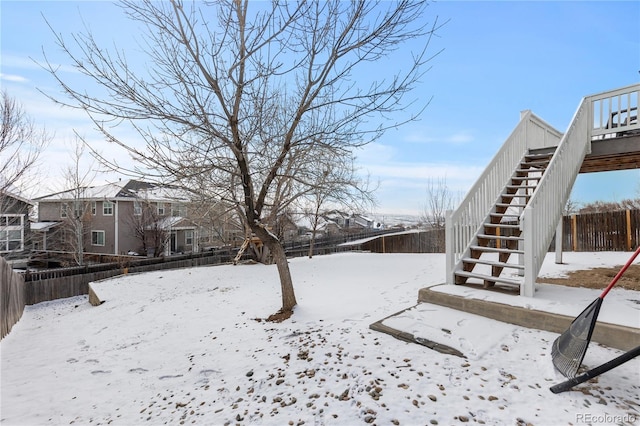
591,83,640,139
445,112,562,285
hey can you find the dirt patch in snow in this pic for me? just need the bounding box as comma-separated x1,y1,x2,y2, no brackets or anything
541,265,640,291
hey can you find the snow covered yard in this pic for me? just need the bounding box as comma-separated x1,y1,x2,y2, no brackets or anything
1,252,639,425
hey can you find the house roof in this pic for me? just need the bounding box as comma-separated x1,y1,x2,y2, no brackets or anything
1,191,34,206
31,221,62,231
34,179,190,203
151,216,196,231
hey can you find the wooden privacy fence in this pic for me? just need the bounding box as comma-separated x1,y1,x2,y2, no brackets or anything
22,251,236,306
1,256,25,339
360,229,446,254
360,209,640,254
559,209,640,252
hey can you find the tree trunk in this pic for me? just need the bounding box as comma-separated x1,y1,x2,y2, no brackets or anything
76,220,84,266
253,226,297,311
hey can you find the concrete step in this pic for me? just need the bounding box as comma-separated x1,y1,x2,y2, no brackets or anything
416,285,640,352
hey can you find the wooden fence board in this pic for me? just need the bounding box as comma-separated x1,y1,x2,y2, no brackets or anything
560,210,635,252
1,257,25,339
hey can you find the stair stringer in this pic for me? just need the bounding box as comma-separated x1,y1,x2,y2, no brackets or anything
519,97,592,297
446,111,563,289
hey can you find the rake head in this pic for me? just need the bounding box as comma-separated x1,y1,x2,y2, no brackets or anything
551,299,602,378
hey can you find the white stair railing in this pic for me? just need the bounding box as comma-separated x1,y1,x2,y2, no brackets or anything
446,111,562,285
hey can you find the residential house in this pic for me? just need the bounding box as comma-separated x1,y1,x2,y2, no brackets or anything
0,191,33,257
323,210,382,231
34,180,199,257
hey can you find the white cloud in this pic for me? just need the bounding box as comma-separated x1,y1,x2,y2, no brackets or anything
405,130,474,144
361,162,483,182
0,73,29,83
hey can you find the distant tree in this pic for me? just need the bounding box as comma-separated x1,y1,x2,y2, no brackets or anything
60,138,97,266
564,197,580,215
422,177,458,229
422,177,459,251
301,149,375,258
126,196,168,257
0,91,50,197
44,0,442,318
579,198,640,213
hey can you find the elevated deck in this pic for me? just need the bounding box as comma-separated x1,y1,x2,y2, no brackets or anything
532,132,640,173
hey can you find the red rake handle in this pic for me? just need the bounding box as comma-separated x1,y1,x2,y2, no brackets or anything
600,246,640,299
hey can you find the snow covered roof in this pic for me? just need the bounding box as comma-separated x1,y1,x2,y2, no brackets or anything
30,221,62,231
151,216,196,231
1,191,34,206
35,180,191,203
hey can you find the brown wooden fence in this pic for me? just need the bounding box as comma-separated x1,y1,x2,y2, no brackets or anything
361,210,640,254
360,229,445,253
1,256,25,339
558,209,640,252
22,251,237,306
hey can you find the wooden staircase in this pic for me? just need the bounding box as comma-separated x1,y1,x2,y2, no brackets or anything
454,151,555,290
447,84,639,297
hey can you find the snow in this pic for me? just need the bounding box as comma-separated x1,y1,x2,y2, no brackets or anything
1,252,639,425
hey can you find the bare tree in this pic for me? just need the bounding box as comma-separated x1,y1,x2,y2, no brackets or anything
579,198,640,213
564,197,580,215
125,196,169,257
301,149,375,258
43,0,442,317
1,92,51,259
1,91,50,196
422,177,457,229
60,137,97,265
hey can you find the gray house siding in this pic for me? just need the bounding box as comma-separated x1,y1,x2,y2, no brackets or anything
0,194,32,256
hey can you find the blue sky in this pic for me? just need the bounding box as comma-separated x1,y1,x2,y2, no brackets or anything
1,1,639,216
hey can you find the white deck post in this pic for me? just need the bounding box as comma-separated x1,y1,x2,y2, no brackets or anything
521,206,535,297
445,210,454,285
555,218,563,264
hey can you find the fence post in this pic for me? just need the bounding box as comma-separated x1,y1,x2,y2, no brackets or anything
627,210,632,251
571,215,578,252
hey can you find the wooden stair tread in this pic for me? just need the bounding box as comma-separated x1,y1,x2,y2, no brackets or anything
477,233,522,241
454,270,522,286
496,202,526,208
470,245,524,255
462,257,524,270
483,223,519,229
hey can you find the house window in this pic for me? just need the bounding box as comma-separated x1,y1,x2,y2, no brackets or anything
103,201,114,216
91,230,105,246
61,203,68,218
185,230,193,245
171,203,186,217
134,200,142,216
91,201,97,215
0,214,24,252
157,203,165,215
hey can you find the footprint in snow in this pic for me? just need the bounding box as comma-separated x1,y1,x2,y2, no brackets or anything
159,374,184,380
